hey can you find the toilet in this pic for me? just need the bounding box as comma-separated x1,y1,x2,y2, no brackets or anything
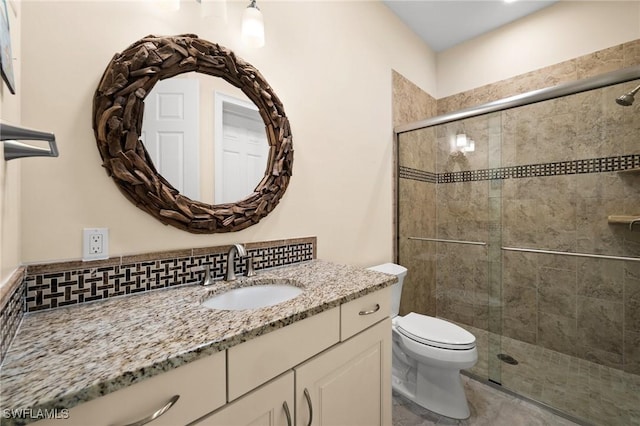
367,263,477,420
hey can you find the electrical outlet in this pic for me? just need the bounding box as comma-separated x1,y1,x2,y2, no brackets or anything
83,228,109,261
89,234,103,254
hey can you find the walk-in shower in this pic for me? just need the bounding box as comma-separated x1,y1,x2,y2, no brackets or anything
395,65,640,425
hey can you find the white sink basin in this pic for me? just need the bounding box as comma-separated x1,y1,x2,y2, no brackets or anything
202,282,303,311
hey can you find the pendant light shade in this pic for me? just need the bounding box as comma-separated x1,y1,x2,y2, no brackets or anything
455,133,468,148
157,0,180,12
242,0,265,48
200,0,227,20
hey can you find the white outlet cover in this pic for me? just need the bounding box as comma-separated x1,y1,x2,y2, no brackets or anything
83,228,109,261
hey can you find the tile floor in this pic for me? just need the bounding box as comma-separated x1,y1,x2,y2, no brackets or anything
497,336,640,426
392,375,580,426
456,323,640,425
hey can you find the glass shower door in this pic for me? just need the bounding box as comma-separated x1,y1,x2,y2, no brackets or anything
397,112,504,387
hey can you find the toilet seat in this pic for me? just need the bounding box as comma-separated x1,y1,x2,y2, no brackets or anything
395,313,476,350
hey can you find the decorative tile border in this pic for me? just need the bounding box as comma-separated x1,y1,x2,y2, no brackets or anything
400,154,640,184
0,268,26,365
398,166,437,183
23,237,316,313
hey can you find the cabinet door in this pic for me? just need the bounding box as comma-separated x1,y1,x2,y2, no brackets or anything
194,371,294,426
295,318,391,426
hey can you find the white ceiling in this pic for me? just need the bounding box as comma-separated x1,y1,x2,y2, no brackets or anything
383,0,558,52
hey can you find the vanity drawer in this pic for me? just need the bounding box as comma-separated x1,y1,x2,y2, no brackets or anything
227,306,340,401
340,286,391,341
34,351,226,426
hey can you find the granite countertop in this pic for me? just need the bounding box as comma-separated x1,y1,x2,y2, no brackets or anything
0,260,396,416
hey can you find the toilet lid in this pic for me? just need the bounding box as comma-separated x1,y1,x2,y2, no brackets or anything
396,313,476,350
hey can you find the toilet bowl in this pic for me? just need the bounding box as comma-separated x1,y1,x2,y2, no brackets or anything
367,263,477,420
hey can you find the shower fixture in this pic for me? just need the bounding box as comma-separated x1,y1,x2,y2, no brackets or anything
615,84,640,106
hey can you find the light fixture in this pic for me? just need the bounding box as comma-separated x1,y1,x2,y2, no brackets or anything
452,132,475,154
156,0,180,12
241,0,265,48
456,133,468,148
200,0,227,20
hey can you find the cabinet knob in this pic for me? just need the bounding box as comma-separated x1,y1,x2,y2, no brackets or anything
120,394,180,426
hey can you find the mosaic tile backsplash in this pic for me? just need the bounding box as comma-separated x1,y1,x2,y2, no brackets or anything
24,238,316,312
0,271,25,365
0,237,315,365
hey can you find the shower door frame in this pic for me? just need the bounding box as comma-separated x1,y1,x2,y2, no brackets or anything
395,65,640,136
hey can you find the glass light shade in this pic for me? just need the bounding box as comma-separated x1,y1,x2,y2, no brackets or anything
242,5,265,48
201,0,227,20
157,0,180,12
456,133,468,148
463,140,475,153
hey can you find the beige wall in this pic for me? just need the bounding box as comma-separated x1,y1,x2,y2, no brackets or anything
1,0,21,286
14,0,640,270
18,1,435,266
436,1,640,98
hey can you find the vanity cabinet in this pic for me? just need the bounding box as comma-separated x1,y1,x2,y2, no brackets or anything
31,287,391,426
295,318,391,426
33,351,226,426
227,307,341,400
221,286,392,426
194,372,294,426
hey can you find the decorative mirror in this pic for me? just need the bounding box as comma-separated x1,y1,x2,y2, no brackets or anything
92,34,293,233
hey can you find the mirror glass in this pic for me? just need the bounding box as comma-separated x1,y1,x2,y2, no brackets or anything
141,72,269,205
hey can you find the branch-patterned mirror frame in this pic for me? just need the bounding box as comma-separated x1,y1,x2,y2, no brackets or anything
92,34,293,233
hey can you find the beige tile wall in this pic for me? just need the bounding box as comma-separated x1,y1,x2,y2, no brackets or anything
393,72,438,316
392,71,437,128
437,40,640,116
394,40,640,375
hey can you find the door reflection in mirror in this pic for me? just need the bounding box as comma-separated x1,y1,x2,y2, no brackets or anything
141,78,200,200
141,72,268,205
215,92,268,204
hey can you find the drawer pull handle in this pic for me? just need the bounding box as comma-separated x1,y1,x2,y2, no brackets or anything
283,400,292,426
303,388,313,426
121,394,180,426
359,304,380,316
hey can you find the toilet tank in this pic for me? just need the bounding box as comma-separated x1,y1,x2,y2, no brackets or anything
367,263,407,317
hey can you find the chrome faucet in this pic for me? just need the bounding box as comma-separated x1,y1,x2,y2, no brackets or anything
200,265,215,286
225,244,247,281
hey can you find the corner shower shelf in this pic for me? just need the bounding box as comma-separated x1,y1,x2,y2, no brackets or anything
608,215,640,231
